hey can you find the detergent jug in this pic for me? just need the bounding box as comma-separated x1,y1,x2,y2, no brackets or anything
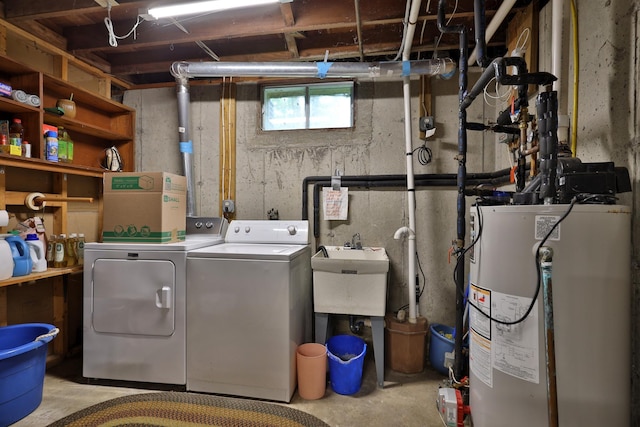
25,233,47,273
0,237,13,280
6,235,32,276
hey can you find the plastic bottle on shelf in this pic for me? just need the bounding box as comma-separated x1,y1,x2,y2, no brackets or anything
45,130,59,162
76,233,85,266
9,118,23,155
54,233,66,268
46,235,57,268
58,127,74,163
66,233,77,266
25,233,47,273
22,140,31,158
57,126,69,163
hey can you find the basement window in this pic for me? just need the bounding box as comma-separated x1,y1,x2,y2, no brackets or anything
262,82,354,131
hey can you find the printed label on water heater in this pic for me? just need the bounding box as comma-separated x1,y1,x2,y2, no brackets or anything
491,291,539,384
534,215,561,240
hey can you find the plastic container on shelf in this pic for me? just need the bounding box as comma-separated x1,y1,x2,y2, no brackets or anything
8,118,23,156
46,235,56,268
25,234,46,273
66,233,77,266
45,130,58,162
76,233,85,265
57,127,73,163
53,234,66,268
0,237,13,280
5,235,32,277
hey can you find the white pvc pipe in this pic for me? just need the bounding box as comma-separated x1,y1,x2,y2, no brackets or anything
468,0,517,66
400,0,422,324
552,0,564,112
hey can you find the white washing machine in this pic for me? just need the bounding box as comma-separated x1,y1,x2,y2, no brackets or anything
186,220,312,402
83,217,227,385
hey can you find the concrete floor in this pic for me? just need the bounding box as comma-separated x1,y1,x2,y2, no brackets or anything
14,346,451,427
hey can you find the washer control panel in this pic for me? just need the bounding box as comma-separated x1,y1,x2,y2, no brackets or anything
226,220,309,244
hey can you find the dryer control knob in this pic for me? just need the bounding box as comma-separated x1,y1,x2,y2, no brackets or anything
234,226,240,233
195,221,203,229
245,226,251,233
287,225,297,235
205,221,214,229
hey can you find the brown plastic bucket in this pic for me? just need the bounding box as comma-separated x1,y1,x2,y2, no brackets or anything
296,343,327,400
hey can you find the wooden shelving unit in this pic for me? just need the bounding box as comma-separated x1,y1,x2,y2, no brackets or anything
0,52,135,360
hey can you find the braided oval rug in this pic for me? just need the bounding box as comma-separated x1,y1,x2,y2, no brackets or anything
47,392,330,427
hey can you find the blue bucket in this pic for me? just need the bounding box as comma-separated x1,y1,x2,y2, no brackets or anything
429,323,455,375
0,323,59,426
326,335,367,395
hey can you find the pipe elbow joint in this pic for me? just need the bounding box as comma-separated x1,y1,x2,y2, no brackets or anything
393,226,415,240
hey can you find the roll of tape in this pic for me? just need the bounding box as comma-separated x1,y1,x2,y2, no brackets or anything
25,192,45,211
11,89,28,103
0,210,8,227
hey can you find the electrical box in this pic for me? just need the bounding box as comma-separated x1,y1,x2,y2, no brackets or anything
223,199,235,213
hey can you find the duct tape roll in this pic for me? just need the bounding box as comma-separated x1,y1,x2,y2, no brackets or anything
0,210,8,227
25,192,45,211
27,94,41,107
11,90,28,103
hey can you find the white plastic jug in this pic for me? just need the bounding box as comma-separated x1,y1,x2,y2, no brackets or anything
0,237,13,280
25,234,47,273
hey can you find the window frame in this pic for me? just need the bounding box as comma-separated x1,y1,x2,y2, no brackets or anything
261,81,355,131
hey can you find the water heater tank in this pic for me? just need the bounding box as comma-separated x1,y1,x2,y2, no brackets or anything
468,204,630,427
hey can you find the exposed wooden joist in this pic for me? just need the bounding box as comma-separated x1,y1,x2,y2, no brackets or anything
284,33,300,58
279,2,295,27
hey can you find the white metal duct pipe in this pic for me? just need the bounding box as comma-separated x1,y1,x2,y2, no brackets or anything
170,59,455,80
468,0,517,67
175,75,197,217
399,0,423,324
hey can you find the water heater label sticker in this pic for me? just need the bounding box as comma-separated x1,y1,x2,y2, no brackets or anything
469,284,491,339
534,215,561,241
491,291,540,384
470,332,493,387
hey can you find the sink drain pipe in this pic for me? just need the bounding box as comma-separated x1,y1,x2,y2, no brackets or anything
171,58,455,217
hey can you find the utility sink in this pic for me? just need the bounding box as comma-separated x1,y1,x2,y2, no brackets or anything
311,246,389,316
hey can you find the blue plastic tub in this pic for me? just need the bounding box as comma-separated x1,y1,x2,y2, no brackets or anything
429,323,455,375
0,323,58,426
326,335,367,395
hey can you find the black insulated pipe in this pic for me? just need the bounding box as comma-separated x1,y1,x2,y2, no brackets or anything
460,56,529,112
473,0,489,68
437,0,468,379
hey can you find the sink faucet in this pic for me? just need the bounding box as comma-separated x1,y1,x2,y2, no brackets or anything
351,233,362,250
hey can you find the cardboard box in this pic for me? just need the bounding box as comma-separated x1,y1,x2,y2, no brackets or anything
102,172,187,243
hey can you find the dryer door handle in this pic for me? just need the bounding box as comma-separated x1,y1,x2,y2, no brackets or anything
156,286,172,309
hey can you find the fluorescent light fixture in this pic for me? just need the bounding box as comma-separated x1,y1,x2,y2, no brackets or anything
148,0,289,19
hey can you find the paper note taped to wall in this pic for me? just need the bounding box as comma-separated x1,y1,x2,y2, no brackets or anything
323,188,348,220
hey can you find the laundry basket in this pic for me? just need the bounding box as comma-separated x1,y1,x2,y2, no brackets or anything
0,323,59,426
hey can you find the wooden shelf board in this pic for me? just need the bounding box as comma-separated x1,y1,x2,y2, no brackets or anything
0,266,83,288
0,154,105,177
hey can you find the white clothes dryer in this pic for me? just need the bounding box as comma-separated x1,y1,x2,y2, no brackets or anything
186,220,312,402
83,217,227,385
